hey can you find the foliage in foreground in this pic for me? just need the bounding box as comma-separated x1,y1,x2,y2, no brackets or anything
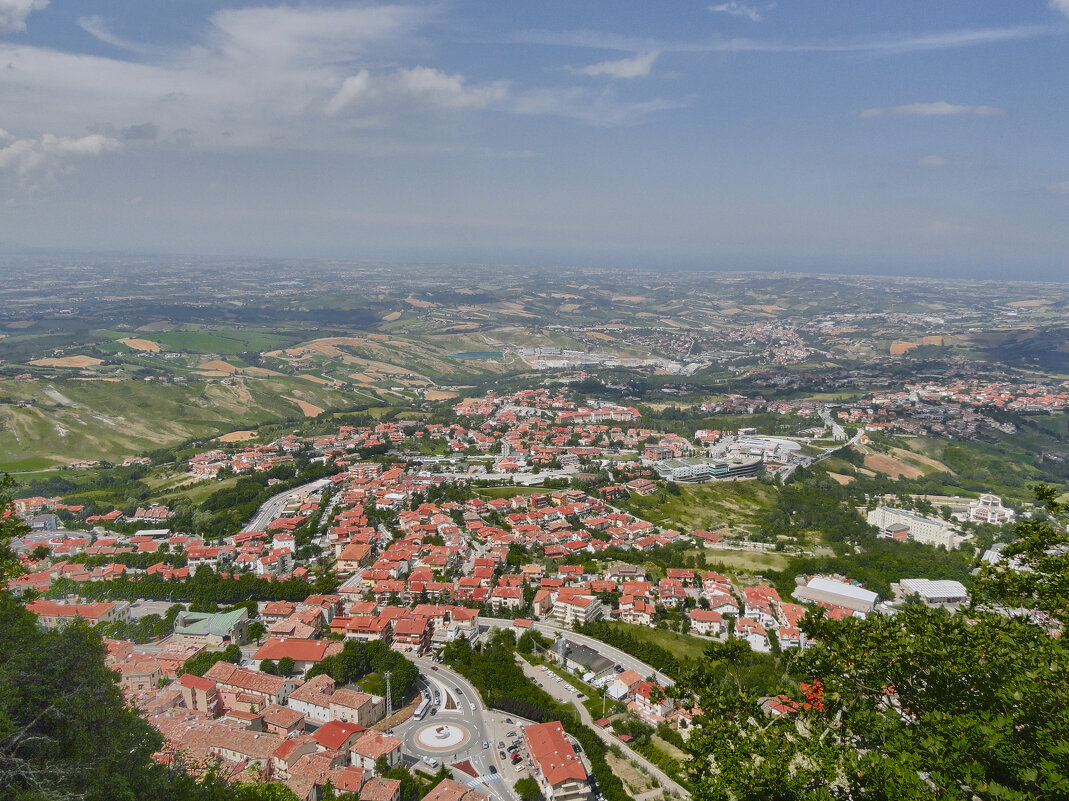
683,485,1069,801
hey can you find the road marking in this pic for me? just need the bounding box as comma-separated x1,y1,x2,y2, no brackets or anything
466,774,502,786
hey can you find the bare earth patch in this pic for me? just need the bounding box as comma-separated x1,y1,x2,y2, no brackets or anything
29,356,103,368
284,396,324,417
864,453,923,479
889,341,919,355
298,373,334,385
423,389,458,401
118,338,161,352
215,430,257,443
199,359,239,374
827,472,856,485
383,311,402,321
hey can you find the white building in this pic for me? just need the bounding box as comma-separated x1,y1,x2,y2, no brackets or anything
793,577,878,614
891,579,969,609
966,494,1015,525
866,506,965,550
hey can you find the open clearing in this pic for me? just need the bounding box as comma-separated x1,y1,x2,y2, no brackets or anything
864,453,923,479
284,396,324,417
692,548,791,573
199,360,239,374
29,356,103,368
118,338,160,351
298,373,334,385
214,430,257,443
423,389,458,400
606,622,709,662
827,472,855,485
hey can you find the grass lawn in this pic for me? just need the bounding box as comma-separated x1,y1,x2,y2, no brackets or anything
474,485,545,498
616,480,777,532
605,622,710,663
687,547,791,574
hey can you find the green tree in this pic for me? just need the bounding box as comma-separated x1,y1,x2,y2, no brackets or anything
514,777,541,801
683,484,1069,801
276,656,295,676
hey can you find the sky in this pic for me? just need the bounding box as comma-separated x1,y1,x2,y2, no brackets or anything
1,0,1068,278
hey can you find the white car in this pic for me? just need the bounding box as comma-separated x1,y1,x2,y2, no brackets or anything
469,702,476,711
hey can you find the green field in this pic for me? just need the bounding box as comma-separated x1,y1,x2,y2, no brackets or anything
150,327,295,355
606,622,711,662
0,376,358,470
616,479,777,532
686,547,791,574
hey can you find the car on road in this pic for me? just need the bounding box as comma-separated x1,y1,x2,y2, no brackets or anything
455,687,462,694
431,666,438,671
469,702,476,711
423,757,438,766
482,741,489,749
489,766,497,774
499,751,506,759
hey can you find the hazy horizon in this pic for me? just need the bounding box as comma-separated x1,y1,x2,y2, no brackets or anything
2,1,1068,279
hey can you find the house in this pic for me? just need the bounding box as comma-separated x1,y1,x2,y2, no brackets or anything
629,681,674,726
607,669,643,701
251,638,343,675
350,732,404,771
523,721,591,801
552,595,603,628
422,778,489,801
203,661,298,708
263,704,306,735
391,616,432,654
178,672,221,714
360,777,402,801
314,721,367,752
25,599,131,628
687,609,724,637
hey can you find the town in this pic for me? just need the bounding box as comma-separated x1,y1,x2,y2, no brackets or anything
5,378,1033,801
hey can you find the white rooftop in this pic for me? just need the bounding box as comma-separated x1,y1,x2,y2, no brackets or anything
898,578,968,599
805,577,878,604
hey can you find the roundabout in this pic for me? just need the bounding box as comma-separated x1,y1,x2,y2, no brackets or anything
413,721,472,752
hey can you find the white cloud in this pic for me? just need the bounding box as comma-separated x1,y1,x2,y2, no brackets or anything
78,15,150,54
0,129,122,178
709,3,763,22
0,0,47,34
1051,0,1069,19
513,87,682,126
861,101,1004,119
326,66,508,117
568,51,660,79
918,155,947,168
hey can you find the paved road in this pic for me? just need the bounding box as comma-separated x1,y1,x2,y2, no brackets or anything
517,659,690,800
392,657,520,801
480,618,675,687
241,478,331,533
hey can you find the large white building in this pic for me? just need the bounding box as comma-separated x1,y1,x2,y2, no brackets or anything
966,494,1015,525
866,506,965,550
793,577,878,614
891,579,969,609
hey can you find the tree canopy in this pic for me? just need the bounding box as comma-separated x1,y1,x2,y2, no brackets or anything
683,485,1069,801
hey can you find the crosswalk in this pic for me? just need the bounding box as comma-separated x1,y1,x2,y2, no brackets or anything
465,773,502,786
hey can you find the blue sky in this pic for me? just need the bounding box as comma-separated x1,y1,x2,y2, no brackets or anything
1,0,1067,277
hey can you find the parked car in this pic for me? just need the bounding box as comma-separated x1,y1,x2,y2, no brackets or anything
506,731,516,738
482,741,489,749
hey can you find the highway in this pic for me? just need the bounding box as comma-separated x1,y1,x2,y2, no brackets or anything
241,477,331,533
479,618,675,687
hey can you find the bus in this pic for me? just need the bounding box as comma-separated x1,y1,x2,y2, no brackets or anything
413,697,430,721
